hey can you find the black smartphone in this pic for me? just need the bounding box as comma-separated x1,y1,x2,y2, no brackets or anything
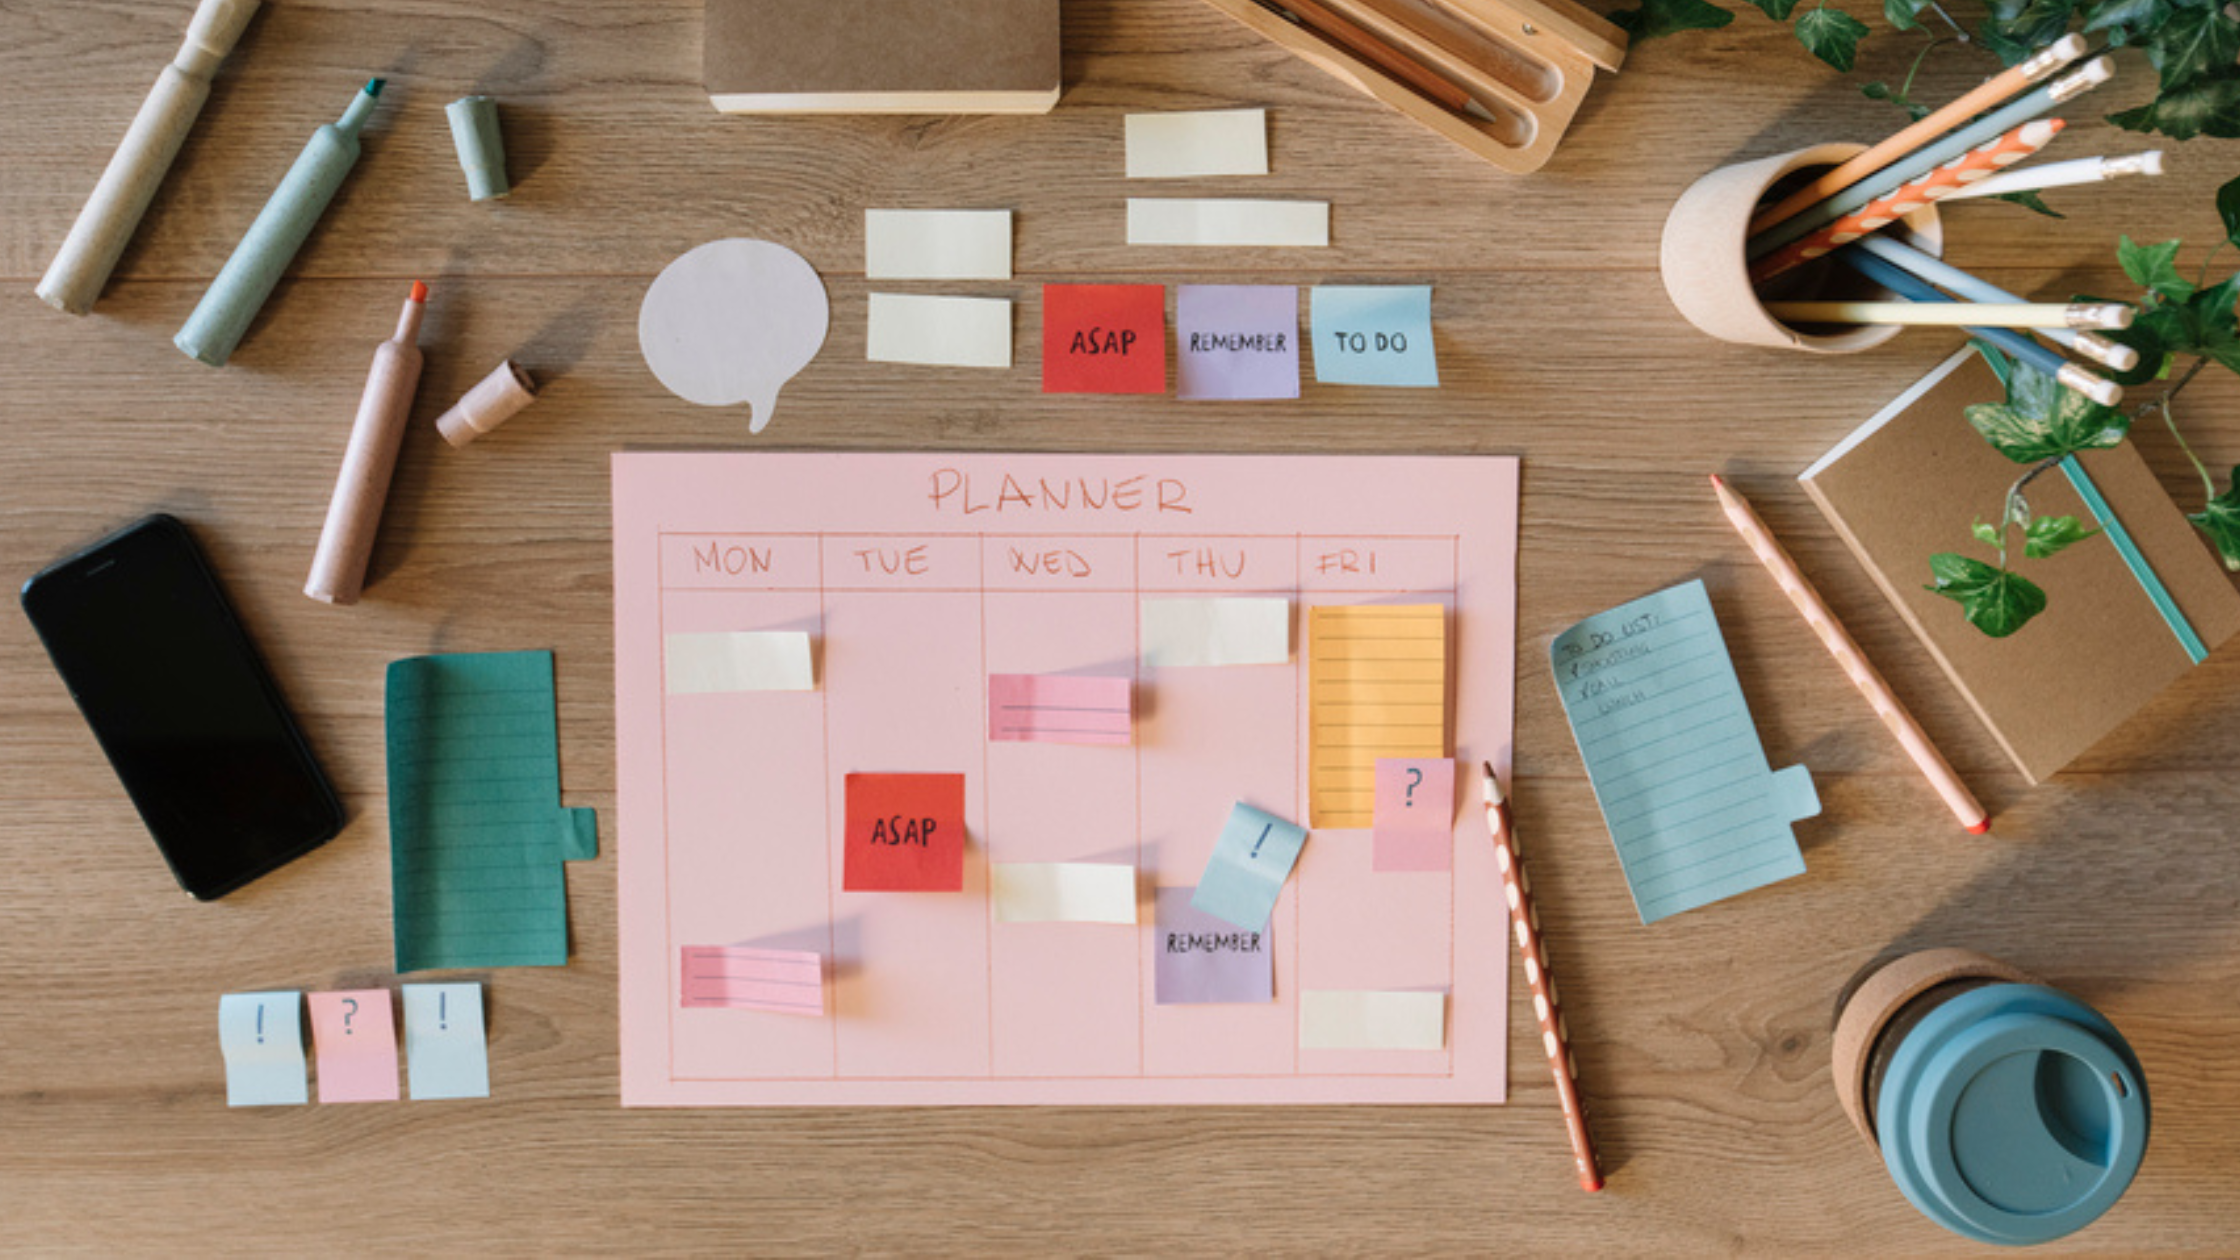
21,514,343,900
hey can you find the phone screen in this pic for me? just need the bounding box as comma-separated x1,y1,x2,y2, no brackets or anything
22,515,341,899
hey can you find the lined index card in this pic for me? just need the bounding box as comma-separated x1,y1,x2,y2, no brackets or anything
1551,580,1818,924
1308,605,1448,828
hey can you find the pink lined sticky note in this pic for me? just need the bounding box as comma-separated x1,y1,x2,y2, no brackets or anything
681,946,826,1015
988,674,1133,745
307,990,400,1103
1373,758,1455,872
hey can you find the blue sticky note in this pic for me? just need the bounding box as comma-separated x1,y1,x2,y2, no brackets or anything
1310,286,1438,387
1551,580,1818,925
218,991,308,1107
1191,802,1309,930
403,983,490,1100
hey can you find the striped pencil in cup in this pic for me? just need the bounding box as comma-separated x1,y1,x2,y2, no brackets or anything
1481,763,1603,1192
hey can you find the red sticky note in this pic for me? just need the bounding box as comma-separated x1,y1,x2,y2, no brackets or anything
1372,758,1455,872
1043,284,1167,394
307,989,400,1103
844,773,967,892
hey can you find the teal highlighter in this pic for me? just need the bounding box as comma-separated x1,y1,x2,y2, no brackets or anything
175,78,383,367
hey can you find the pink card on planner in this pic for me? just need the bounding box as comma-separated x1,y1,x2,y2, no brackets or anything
682,946,826,1015
1373,758,1456,872
308,990,400,1103
988,674,1133,745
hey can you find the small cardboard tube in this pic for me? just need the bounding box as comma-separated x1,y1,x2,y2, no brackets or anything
446,96,509,201
436,360,538,447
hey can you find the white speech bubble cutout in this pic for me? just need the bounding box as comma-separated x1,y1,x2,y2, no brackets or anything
638,239,830,434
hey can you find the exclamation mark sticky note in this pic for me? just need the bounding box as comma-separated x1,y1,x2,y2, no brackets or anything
308,989,399,1104
218,991,308,1107
403,983,490,1100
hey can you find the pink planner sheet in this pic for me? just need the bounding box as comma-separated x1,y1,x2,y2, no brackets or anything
613,453,1518,1106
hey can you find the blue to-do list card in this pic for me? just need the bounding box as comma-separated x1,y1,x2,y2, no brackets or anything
1551,580,1817,924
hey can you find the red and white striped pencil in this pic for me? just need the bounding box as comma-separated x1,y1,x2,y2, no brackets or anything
1482,762,1603,1192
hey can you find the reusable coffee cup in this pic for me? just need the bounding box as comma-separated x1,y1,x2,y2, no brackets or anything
1660,143,1945,354
1831,948,2149,1246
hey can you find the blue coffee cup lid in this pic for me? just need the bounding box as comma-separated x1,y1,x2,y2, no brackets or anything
1879,983,2149,1246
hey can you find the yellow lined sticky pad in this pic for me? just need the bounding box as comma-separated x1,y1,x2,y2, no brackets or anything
1308,605,1448,828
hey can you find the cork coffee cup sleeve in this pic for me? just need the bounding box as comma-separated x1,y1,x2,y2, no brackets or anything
1830,948,2038,1145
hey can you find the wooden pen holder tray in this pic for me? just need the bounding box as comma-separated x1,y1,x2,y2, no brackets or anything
1200,0,1625,173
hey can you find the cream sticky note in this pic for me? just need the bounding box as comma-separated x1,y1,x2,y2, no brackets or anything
218,991,308,1107
1373,757,1455,872
308,990,400,1103
1125,109,1269,178
665,631,814,694
403,983,489,1100
1308,605,1448,828
1301,990,1447,1050
988,673,1133,744
1141,597,1290,667
1126,199,1329,247
864,209,1014,281
866,293,1013,369
681,946,826,1014
991,863,1138,924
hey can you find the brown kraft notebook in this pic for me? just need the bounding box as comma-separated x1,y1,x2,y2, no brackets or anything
705,0,1062,114
1799,348,2240,784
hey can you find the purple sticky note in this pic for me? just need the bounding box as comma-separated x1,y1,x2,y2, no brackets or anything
1373,757,1455,872
1155,887,1274,1004
1175,285,1300,401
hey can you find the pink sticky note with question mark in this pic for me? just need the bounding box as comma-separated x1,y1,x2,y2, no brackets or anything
1373,758,1455,872
308,990,400,1103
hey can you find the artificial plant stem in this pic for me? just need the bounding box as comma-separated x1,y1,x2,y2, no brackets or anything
2147,357,2217,500
1924,2,1968,39
1900,37,1950,102
1999,457,2066,568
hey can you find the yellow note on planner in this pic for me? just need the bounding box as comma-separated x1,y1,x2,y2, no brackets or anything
1308,605,1448,827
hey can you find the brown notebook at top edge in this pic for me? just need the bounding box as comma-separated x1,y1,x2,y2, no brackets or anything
705,0,1062,114
1799,348,2240,784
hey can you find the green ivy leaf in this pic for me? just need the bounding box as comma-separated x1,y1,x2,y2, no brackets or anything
2102,317,2174,386
2023,514,2101,559
1744,0,1804,17
2152,274,2240,370
1926,553,2049,636
1964,362,2134,463
1989,190,2066,217
2108,66,2240,140
2142,5,2240,92
1972,518,2002,547
1980,0,2082,64
2118,235,2195,300
2220,173,2240,250
2083,0,2170,35
1884,0,1927,29
1610,0,1736,39
1796,5,1871,70
2190,466,2240,572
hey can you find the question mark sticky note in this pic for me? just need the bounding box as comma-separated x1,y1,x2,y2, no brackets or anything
1373,758,1455,872
403,983,489,1101
639,238,830,434
218,992,307,1107
308,990,399,1103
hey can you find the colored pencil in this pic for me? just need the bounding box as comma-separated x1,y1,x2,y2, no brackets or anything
1747,34,2086,235
1851,234,2141,371
1251,0,1501,123
1480,764,1603,1193
1836,249,2124,407
1750,118,2064,284
1765,299,2132,330
1708,476,1989,835
1939,150,2164,201
1749,58,2109,259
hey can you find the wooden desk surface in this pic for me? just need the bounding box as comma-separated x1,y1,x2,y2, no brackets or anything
4,1,2236,1252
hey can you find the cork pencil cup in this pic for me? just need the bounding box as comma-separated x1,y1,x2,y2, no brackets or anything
1661,143,1946,354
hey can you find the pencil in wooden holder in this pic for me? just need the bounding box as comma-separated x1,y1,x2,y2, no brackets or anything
307,282,428,605
1746,33,2085,235
36,0,261,315
436,360,539,448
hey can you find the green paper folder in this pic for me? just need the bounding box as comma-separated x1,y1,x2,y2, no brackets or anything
388,651,597,971
1551,580,1817,925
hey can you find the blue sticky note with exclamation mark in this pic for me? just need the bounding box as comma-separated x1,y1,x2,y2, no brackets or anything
1552,579,1817,924
1191,802,1309,930
403,983,489,1100
219,991,308,1106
